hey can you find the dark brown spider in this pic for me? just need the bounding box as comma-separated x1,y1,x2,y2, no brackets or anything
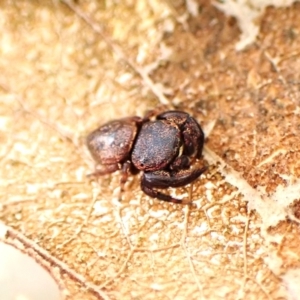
86,110,207,204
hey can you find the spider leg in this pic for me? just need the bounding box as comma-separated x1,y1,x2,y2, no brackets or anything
181,117,204,159
169,155,190,170
119,161,131,200
88,161,132,201
141,183,190,204
141,166,207,204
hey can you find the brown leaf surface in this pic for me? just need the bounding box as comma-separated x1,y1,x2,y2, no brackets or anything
1,1,300,299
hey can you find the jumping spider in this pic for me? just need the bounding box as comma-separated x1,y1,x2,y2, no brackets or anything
86,110,207,204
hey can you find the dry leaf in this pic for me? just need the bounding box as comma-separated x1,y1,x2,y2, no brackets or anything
1,1,300,299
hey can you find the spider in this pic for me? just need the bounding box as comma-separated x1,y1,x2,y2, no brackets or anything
86,110,207,204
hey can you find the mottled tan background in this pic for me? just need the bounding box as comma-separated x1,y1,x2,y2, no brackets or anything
1,1,300,299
